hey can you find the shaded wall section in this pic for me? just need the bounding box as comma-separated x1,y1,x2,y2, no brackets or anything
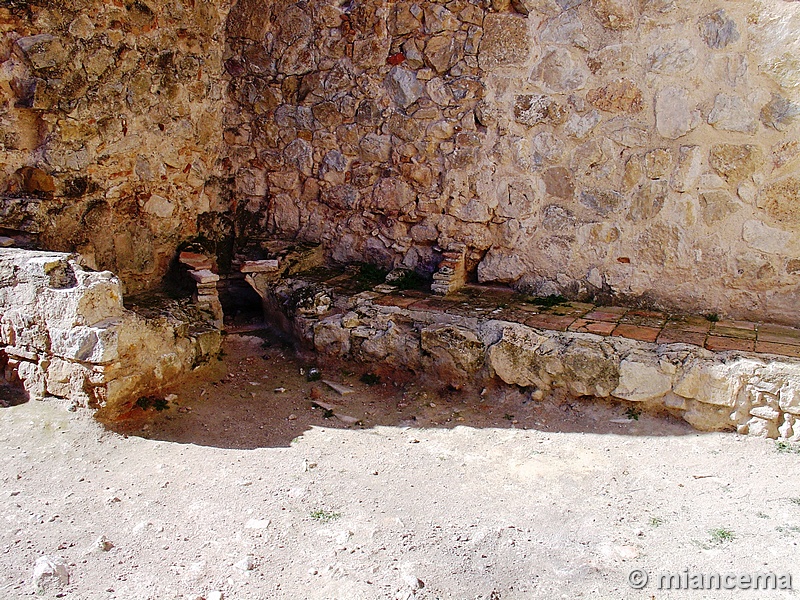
0,0,230,293
224,0,800,324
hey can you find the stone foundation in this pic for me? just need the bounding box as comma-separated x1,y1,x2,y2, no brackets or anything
0,248,221,419
256,268,800,439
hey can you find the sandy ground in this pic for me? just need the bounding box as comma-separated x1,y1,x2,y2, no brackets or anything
1,333,800,600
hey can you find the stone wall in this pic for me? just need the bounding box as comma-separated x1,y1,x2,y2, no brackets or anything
224,0,800,325
1,0,798,322
0,0,230,293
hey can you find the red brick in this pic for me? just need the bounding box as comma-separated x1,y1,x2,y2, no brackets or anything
705,336,755,352
755,341,800,358
373,295,419,308
665,318,711,333
584,310,625,322
711,325,757,340
716,319,757,331
525,314,576,332
612,324,661,342
584,321,617,335
657,329,707,347
568,318,588,331
757,330,800,347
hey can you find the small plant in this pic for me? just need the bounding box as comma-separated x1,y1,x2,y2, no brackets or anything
789,497,800,506
310,509,341,523
704,313,720,322
709,527,736,544
356,263,388,286
649,517,665,527
360,372,381,386
776,440,800,454
624,406,642,421
530,294,568,308
503,413,515,421
393,270,429,291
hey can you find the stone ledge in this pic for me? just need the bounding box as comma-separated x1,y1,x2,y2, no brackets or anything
256,270,800,440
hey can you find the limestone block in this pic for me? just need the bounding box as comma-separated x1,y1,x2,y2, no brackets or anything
537,48,588,92
514,95,567,127
421,324,485,380
561,340,619,397
750,405,781,421
18,360,46,401
226,0,271,39
314,316,351,357
708,144,764,183
760,93,800,131
45,357,92,404
779,381,800,414
673,361,740,407
708,94,757,134
479,14,531,70
68,15,95,40
746,416,779,438
143,194,175,218
647,39,697,74
681,401,735,431
484,322,548,387
15,35,67,70
241,260,280,273
700,10,740,49
655,87,700,139
762,177,800,226
49,321,120,364
613,358,673,402
477,248,526,284
587,79,643,113
385,67,424,108
591,0,637,30
425,35,461,74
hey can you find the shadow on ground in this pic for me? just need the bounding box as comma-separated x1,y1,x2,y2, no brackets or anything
102,330,703,450
0,383,28,408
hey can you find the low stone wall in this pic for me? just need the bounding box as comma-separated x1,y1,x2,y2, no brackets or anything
266,275,800,439
0,248,221,419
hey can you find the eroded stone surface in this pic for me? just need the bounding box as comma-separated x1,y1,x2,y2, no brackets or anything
0,249,220,418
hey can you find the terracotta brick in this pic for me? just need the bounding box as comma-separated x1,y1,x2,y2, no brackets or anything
657,329,707,347
619,313,667,328
594,305,628,314
568,318,588,332
612,324,661,342
755,341,800,358
711,325,757,340
716,319,757,331
664,317,711,333
373,295,419,308
757,328,800,346
525,314,576,332
705,336,755,352
584,310,625,322
584,321,617,335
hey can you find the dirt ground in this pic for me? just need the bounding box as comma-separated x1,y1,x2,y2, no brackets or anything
1,332,799,600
